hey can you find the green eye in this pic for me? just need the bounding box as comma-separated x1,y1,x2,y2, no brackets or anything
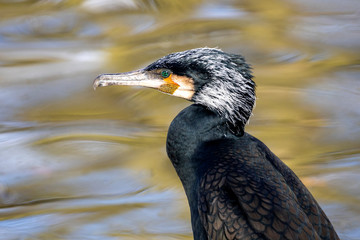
161,70,171,78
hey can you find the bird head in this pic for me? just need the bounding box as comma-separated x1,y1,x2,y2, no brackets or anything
94,48,255,136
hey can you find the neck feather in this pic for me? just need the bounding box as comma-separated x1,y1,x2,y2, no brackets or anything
193,75,255,136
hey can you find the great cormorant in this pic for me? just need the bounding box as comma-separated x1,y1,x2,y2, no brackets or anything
93,48,339,240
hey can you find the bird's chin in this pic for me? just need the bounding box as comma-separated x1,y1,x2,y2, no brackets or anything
170,74,195,100
172,88,195,100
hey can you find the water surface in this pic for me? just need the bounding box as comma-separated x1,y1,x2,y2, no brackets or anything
0,0,359,239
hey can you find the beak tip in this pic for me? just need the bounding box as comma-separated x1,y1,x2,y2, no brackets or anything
93,80,98,91
93,74,104,90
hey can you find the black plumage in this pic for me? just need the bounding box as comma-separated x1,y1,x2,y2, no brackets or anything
94,48,339,240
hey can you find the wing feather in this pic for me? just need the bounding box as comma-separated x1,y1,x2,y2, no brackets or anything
197,139,338,240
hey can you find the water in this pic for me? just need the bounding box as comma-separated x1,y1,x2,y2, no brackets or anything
0,0,359,239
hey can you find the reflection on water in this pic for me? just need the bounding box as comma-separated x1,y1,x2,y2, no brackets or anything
0,0,359,239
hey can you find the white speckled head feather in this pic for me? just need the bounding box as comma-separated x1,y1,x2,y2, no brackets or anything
145,48,256,136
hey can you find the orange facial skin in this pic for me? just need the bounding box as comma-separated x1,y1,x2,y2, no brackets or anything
160,74,180,94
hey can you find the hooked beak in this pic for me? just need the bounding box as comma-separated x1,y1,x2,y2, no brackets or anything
93,68,195,100
93,69,165,90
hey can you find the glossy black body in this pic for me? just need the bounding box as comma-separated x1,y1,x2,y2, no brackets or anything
167,105,339,240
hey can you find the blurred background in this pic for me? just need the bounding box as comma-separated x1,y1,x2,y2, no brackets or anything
0,0,359,239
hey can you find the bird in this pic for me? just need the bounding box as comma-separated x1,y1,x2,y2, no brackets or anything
93,48,339,240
